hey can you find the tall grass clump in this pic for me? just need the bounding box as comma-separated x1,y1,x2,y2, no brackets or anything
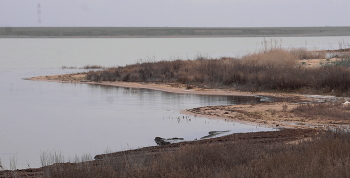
86,48,350,94
42,130,350,178
242,48,297,66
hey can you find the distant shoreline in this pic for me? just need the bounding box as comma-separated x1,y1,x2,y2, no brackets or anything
1,35,348,39
1,26,350,38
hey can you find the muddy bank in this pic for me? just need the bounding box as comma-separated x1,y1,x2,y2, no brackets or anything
186,99,350,130
94,128,315,159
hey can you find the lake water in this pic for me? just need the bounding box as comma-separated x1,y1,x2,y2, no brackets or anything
1,36,349,169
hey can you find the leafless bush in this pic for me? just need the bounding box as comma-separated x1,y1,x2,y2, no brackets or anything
42,152,65,167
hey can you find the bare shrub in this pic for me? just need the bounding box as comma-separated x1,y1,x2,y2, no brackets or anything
41,151,65,167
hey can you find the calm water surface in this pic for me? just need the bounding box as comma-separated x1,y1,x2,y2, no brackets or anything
1,36,349,169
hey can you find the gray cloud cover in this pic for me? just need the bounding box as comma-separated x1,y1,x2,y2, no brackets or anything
1,0,349,27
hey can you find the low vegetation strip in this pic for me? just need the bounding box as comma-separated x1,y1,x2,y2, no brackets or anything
86,48,350,96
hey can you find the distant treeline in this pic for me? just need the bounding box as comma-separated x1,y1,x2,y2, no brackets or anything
1,27,350,37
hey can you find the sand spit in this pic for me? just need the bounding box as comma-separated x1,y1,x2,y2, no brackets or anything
28,73,346,130
29,74,257,96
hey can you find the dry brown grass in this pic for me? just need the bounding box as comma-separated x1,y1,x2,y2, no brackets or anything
242,48,298,66
86,49,350,95
290,47,327,59
40,130,350,178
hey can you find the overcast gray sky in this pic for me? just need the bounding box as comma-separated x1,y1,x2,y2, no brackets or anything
1,0,349,27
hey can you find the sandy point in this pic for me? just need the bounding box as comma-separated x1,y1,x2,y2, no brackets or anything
28,73,347,130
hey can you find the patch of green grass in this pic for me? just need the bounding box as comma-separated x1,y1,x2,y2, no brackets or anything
333,58,350,67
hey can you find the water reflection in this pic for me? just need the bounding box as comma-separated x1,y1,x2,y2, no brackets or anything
0,36,309,169
91,84,265,109
1,75,273,169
